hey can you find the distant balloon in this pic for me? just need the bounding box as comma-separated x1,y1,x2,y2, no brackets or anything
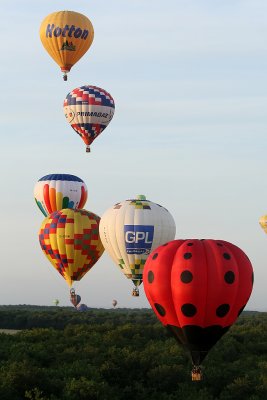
259,215,267,234
39,11,94,80
143,239,254,380
76,303,88,312
99,195,176,296
34,173,88,217
39,208,104,287
63,85,115,152
70,288,81,307
112,299,117,308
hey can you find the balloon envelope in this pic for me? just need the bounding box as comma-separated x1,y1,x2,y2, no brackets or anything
112,299,117,307
63,85,115,151
34,173,88,217
99,195,176,289
143,239,254,369
39,208,104,287
40,11,94,79
70,294,81,307
76,303,88,312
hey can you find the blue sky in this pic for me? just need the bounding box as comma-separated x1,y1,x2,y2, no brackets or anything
0,0,267,310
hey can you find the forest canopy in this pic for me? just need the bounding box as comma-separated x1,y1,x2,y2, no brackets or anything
0,306,266,400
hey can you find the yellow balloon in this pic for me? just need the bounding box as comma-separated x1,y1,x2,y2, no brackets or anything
39,209,104,287
39,11,94,80
259,215,267,234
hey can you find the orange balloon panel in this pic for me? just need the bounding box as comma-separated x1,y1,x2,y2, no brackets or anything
39,209,104,287
40,11,94,78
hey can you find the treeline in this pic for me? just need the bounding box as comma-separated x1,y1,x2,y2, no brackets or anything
0,306,154,330
0,307,266,400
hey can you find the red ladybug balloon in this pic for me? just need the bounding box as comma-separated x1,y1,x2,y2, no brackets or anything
143,239,254,380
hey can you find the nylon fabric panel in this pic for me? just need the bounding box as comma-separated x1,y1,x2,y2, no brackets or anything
202,240,239,327
219,240,253,325
118,201,134,276
73,211,86,281
171,240,208,327
100,205,127,275
143,241,184,327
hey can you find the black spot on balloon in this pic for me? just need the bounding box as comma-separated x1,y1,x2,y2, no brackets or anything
187,242,194,246
184,252,192,260
217,242,223,247
181,303,197,317
252,272,254,285
148,271,154,283
216,304,230,317
180,270,193,283
152,253,158,260
223,253,231,260
154,303,166,316
224,271,235,284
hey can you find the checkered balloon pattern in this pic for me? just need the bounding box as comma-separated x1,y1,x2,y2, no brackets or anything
63,85,115,146
39,208,104,287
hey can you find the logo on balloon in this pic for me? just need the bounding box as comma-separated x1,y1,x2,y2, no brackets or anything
64,108,75,123
124,225,154,255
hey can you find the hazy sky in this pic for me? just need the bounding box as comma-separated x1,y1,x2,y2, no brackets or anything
1,0,267,310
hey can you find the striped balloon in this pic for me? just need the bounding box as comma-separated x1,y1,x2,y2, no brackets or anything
34,173,88,217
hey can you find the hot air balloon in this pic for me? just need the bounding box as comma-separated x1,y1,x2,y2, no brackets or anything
143,239,254,380
53,299,59,306
99,195,176,296
63,85,115,152
76,303,88,312
259,215,267,233
112,299,118,308
34,173,88,217
39,11,94,80
39,208,104,288
70,288,81,307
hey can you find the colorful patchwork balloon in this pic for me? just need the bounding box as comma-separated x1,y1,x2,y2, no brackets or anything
63,85,115,152
39,208,104,287
34,174,88,217
99,195,176,296
40,11,94,80
143,239,254,380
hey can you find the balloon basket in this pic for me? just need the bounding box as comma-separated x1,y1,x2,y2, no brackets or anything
132,288,139,297
191,366,203,381
63,73,67,81
86,145,91,153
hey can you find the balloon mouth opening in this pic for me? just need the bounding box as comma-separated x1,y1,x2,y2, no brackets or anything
60,65,72,73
